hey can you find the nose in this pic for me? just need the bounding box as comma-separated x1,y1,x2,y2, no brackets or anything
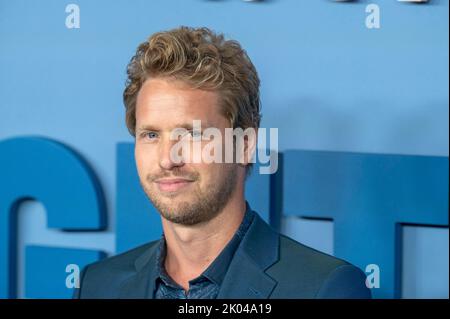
158,134,185,170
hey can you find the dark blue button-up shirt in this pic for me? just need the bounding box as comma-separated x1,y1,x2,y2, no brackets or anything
153,203,255,299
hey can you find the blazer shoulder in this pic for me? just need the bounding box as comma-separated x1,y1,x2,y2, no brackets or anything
267,234,370,298
88,240,159,273
74,240,160,298
278,234,349,269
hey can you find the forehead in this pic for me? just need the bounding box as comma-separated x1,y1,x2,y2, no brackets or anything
136,78,225,129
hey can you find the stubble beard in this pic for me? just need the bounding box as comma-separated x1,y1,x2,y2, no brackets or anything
141,165,238,226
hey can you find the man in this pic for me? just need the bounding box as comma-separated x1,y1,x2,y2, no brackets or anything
74,26,371,299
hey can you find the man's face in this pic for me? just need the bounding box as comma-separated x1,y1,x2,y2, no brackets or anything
134,78,239,226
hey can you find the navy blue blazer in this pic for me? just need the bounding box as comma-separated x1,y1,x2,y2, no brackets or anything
74,211,372,299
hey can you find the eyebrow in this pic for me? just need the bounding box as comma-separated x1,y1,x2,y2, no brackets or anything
136,122,212,133
136,125,161,133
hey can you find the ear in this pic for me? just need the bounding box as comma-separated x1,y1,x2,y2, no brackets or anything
237,128,257,167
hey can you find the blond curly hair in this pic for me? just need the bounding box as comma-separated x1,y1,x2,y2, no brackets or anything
123,26,261,137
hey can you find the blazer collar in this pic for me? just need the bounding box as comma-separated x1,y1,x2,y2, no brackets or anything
118,241,159,298
119,209,280,299
217,212,279,298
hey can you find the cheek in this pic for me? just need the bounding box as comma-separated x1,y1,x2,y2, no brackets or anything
135,145,153,176
195,162,222,187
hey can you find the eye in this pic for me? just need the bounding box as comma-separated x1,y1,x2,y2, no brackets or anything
188,130,202,140
143,131,159,140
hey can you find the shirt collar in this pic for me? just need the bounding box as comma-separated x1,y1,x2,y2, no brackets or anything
153,201,255,287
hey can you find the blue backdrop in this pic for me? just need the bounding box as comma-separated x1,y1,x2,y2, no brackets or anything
0,0,448,299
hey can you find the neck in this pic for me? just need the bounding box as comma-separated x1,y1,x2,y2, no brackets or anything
160,188,246,291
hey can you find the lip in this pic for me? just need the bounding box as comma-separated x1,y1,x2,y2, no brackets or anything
154,178,194,192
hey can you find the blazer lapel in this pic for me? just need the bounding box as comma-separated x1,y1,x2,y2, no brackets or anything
218,213,280,298
118,241,160,299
